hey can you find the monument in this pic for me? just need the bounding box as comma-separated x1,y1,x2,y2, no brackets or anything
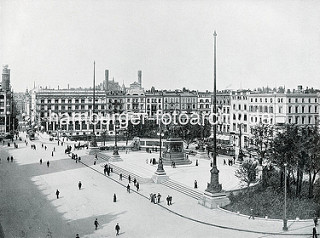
162,138,191,166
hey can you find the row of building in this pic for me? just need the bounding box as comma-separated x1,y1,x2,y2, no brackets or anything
4,65,320,148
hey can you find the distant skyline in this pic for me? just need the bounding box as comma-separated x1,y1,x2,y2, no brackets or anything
1,0,320,93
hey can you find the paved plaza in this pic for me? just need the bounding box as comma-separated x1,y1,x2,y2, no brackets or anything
0,133,317,237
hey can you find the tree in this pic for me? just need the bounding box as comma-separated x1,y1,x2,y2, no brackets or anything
303,126,320,198
251,123,274,165
235,159,259,193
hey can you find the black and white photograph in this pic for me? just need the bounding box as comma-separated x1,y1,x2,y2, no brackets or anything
1,0,320,237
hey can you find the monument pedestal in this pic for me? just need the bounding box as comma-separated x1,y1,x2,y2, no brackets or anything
198,191,230,209
152,161,169,184
152,172,169,184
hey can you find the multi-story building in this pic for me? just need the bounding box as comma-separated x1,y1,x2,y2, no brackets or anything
286,86,319,125
0,65,16,136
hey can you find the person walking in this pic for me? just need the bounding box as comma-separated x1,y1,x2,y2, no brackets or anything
313,226,318,238
126,184,130,193
248,208,255,219
7,157,9,162
128,175,131,183
40,159,42,164
136,182,140,191
119,173,123,180
166,195,170,205
94,218,99,230
78,181,82,190
51,151,54,157
56,189,60,199
157,193,161,203
115,223,120,236
76,234,80,238
314,216,318,226
113,193,117,202
47,161,50,167
194,180,198,189
11,156,13,162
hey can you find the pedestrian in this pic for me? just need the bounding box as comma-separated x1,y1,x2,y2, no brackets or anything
78,181,82,190
195,159,198,166
45,146,47,150
194,180,198,189
56,189,60,199
128,175,131,183
94,218,99,230
76,234,80,238
115,223,120,236
126,184,130,193
11,156,13,162
119,173,123,180
94,159,96,165
166,195,170,205
223,159,226,165
53,147,55,152
40,159,42,164
314,216,318,226
169,196,172,205
51,151,54,157
42,143,43,148
136,182,140,191
248,208,255,219
113,193,117,202
103,168,107,175
150,193,154,203
7,157,9,162
47,161,50,167
313,226,318,238
153,194,156,204
133,178,137,186
157,193,161,203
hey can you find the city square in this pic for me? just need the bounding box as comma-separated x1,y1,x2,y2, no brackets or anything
1,0,320,237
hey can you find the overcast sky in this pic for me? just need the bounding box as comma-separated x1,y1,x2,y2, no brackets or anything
1,0,320,93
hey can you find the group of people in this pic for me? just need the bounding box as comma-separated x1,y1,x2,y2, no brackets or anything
150,193,161,204
104,164,112,176
224,157,235,166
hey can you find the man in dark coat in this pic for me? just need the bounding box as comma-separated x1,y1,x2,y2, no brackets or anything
78,181,82,190
56,189,60,199
115,223,120,236
94,218,99,230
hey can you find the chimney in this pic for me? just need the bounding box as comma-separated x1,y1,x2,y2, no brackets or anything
105,70,109,90
138,70,142,86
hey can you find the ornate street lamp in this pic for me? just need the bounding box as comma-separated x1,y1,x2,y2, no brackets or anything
113,121,120,156
156,127,165,174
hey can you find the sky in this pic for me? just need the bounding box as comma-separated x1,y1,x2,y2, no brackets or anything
1,0,320,93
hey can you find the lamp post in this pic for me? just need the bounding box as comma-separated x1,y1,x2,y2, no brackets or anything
113,122,119,156
283,163,288,231
156,127,165,173
238,123,244,163
204,31,222,194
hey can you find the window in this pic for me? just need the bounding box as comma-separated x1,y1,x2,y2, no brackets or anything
288,106,292,113
302,106,305,113
279,106,283,113
296,106,299,113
